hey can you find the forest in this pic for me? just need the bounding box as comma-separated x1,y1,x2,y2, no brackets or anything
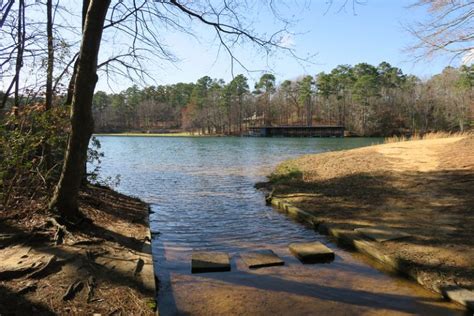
92,63,473,136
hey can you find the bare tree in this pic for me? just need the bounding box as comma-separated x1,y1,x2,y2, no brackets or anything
407,0,474,63
48,0,304,219
1,0,25,108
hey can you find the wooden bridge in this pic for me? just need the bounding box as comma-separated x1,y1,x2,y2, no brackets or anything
247,125,344,137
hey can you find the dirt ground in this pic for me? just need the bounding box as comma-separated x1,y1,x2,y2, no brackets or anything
0,185,155,315
268,136,474,293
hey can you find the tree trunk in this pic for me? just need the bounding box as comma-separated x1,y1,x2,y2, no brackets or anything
65,0,91,106
238,96,243,134
306,97,312,127
44,0,54,172
45,0,54,111
49,0,111,218
14,0,25,108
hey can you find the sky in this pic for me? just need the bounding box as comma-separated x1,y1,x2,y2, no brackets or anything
95,0,459,92
1,0,468,93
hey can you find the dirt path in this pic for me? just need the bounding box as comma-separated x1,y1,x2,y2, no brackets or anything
376,137,465,172
268,136,474,306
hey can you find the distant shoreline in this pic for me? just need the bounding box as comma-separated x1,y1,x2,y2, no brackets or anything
94,132,222,137
93,132,374,138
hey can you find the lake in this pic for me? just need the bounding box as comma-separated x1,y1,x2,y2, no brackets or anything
93,136,462,315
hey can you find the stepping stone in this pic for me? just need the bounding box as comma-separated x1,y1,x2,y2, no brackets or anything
191,251,230,273
289,242,335,263
443,286,474,309
354,226,411,243
240,250,284,269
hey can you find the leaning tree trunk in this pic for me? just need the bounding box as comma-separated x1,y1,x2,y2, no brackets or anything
49,0,111,219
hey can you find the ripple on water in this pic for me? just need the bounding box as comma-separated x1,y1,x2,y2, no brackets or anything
91,136,463,315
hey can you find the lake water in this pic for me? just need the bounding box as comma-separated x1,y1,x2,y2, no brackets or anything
94,136,463,315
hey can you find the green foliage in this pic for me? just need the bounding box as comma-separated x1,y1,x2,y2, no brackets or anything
255,73,276,94
0,103,111,207
230,74,249,97
297,75,315,106
457,65,474,90
192,76,213,108
269,161,303,184
0,104,69,206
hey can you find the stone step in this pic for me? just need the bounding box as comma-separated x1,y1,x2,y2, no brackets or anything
354,226,411,243
289,241,335,263
240,250,284,269
191,251,231,273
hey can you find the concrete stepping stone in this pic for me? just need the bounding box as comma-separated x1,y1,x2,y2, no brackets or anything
240,250,284,269
354,226,411,243
289,242,335,263
191,251,231,273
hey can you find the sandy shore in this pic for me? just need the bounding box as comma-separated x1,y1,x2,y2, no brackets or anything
267,136,474,302
0,185,156,315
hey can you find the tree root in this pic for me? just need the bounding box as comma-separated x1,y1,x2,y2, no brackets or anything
46,217,76,245
86,275,96,303
27,255,57,279
134,258,145,276
62,279,84,301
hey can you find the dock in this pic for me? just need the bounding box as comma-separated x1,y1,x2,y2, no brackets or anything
248,125,344,137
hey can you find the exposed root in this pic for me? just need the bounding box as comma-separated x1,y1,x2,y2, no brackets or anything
27,255,57,279
47,217,76,245
86,275,96,303
62,279,84,301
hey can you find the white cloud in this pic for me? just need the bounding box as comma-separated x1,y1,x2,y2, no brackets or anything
462,48,474,65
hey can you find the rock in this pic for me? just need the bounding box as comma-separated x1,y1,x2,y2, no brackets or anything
442,286,474,310
289,241,335,263
240,250,284,269
0,245,53,280
191,251,231,273
354,226,411,242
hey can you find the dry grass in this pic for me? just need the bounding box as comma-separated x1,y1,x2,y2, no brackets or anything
269,135,474,291
384,131,472,144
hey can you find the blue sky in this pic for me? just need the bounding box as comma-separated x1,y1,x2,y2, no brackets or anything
97,0,458,92
1,1,467,94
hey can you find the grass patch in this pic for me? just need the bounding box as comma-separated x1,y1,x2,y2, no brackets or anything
269,160,304,184
384,131,472,144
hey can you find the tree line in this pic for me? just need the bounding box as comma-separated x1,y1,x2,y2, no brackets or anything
92,63,473,136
